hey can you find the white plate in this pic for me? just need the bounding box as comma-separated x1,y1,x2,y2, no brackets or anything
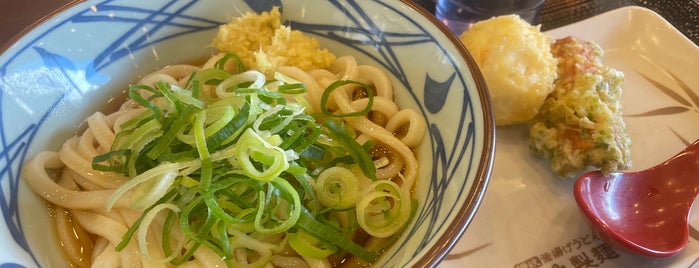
440,6,699,268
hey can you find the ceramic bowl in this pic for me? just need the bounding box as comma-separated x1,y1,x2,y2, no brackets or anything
0,0,494,267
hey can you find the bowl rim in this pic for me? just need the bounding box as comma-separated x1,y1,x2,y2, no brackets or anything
399,1,495,267
1,0,496,267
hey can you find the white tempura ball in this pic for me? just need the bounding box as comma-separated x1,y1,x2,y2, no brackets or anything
459,15,558,126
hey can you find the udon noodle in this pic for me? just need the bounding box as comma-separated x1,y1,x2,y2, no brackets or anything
23,52,426,267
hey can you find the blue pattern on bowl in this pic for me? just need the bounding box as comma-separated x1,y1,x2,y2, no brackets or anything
0,0,492,267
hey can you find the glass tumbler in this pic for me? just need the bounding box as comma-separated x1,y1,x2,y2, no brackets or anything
436,0,546,35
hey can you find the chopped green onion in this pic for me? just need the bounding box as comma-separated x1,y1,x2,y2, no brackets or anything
128,84,163,118
323,119,376,180
115,189,178,251
297,209,377,262
320,80,374,118
236,129,289,182
214,53,245,73
146,105,198,160
278,83,307,94
315,167,360,210
92,149,130,173
288,230,337,259
356,180,411,238
254,177,301,234
96,59,412,266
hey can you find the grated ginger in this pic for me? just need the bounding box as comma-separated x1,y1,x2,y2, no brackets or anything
211,7,336,76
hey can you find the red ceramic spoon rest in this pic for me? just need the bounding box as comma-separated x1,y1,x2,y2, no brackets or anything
574,138,699,257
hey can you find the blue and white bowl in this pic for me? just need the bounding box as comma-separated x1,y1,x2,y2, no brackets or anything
0,0,494,267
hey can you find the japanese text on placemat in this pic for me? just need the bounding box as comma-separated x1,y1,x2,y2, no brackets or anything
513,233,620,268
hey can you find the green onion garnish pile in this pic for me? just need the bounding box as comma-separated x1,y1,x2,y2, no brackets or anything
92,54,414,266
